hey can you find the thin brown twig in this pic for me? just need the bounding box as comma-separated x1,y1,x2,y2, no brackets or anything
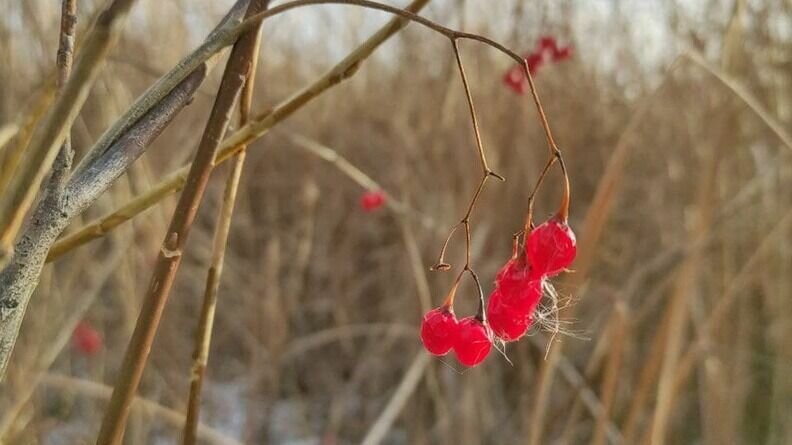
525,59,682,445
95,2,269,444
45,0,563,273
47,0,447,263
431,39,505,315
182,2,267,443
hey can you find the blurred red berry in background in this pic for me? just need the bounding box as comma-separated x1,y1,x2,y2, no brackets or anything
537,36,558,53
360,190,385,212
525,52,544,74
502,67,526,94
72,321,102,356
503,37,573,94
552,45,573,62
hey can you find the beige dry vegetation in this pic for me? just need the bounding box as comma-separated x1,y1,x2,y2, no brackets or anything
0,0,790,444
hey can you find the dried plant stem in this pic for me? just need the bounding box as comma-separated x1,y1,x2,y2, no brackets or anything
50,0,78,193
95,2,269,444
48,0,435,261
182,5,266,442
525,61,679,445
648,148,719,445
590,303,627,445
39,373,244,445
621,301,673,443
285,133,441,233
669,207,792,407
684,50,792,152
0,70,205,380
360,353,431,445
46,168,187,262
527,336,624,445
0,238,127,440
0,0,136,267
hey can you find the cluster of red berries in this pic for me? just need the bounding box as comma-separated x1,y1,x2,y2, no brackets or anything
360,190,386,212
503,36,573,94
420,214,576,367
72,320,103,356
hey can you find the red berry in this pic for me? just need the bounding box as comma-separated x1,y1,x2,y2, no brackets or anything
552,46,573,62
525,52,544,74
487,289,532,342
72,321,102,356
537,36,558,54
526,217,577,277
502,66,526,94
454,317,492,367
420,307,458,356
360,190,385,212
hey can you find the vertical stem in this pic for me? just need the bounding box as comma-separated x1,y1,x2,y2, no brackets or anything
50,0,77,192
181,9,266,443
95,2,268,444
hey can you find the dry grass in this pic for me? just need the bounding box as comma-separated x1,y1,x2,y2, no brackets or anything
1,0,791,444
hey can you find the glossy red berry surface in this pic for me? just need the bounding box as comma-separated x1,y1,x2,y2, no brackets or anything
73,321,102,356
526,217,577,277
454,317,492,367
360,190,385,212
487,289,532,342
420,307,458,356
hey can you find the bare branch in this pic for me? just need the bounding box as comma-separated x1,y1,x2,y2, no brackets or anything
95,1,269,443
183,3,268,443
0,70,204,379
49,0,435,260
0,0,137,267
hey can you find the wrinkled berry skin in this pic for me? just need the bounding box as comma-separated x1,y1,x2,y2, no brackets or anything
526,217,577,277
489,260,543,341
496,259,543,302
487,289,532,342
454,317,492,367
420,307,458,356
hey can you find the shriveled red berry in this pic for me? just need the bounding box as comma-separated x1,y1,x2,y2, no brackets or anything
72,321,102,356
487,289,532,342
552,45,573,62
525,52,544,74
360,190,385,212
454,317,492,367
526,217,577,277
420,307,458,356
502,67,526,95
496,258,542,295
537,36,558,54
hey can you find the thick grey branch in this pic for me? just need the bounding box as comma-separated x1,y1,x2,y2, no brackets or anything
68,67,207,213
73,0,250,173
0,70,204,379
